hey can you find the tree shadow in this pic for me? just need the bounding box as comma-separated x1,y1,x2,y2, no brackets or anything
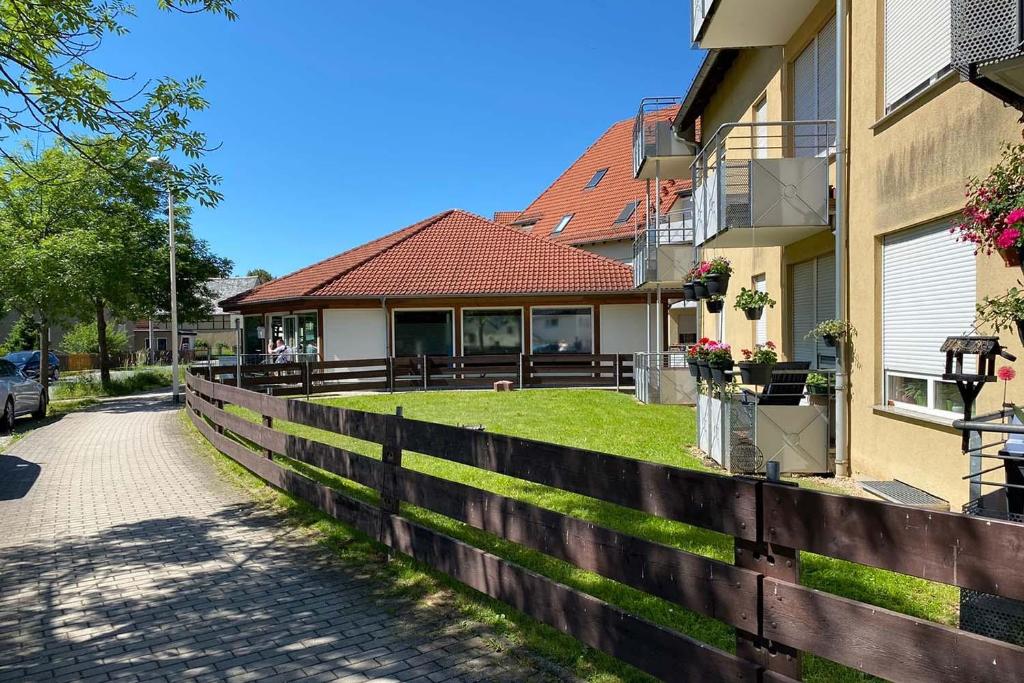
0,502,532,682
0,455,40,500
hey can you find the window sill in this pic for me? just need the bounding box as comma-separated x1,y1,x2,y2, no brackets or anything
870,71,959,133
872,404,959,433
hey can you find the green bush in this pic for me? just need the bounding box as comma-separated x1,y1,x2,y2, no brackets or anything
52,368,171,399
60,321,128,355
0,315,40,355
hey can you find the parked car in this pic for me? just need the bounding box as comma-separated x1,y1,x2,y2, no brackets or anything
4,351,60,382
0,359,46,433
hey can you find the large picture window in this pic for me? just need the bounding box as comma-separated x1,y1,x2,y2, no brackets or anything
531,307,593,354
883,220,975,417
462,309,522,355
394,310,454,357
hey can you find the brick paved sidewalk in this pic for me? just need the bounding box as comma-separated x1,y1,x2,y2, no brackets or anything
0,398,564,683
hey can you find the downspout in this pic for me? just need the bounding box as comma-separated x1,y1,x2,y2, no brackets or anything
381,296,389,357
834,0,849,473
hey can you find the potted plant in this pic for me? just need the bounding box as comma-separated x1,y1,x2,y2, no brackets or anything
690,261,711,299
705,342,733,384
807,319,857,347
686,340,705,378
705,294,725,313
702,256,732,296
738,341,777,385
733,287,777,321
806,372,830,405
976,288,1024,345
681,281,696,301
955,142,1024,270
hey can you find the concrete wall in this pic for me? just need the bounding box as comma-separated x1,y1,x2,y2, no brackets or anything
322,309,387,360
599,304,647,354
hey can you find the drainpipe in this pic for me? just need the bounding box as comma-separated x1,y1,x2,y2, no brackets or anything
381,296,389,357
833,0,849,474
646,292,652,355
656,285,663,354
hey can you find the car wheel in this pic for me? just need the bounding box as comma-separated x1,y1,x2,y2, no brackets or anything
1,399,13,435
32,390,47,420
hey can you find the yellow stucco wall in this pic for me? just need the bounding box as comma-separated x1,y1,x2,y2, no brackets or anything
691,0,1023,507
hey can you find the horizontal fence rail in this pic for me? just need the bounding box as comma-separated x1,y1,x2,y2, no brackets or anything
199,354,635,396
184,370,1024,682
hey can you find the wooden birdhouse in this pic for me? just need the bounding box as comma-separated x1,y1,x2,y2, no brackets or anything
941,336,1013,451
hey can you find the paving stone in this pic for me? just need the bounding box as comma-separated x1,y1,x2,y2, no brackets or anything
0,396,568,683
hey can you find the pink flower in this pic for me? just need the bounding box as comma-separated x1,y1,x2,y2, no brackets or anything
999,366,1017,382
1007,208,1024,225
996,227,1021,249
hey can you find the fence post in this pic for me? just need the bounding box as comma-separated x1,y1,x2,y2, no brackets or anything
214,398,225,434
422,354,428,390
734,478,802,679
615,354,622,392
235,352,242,388
262,414,274,458
378,406,403,547
304,358,311,398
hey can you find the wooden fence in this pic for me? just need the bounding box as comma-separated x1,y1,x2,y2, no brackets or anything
184,369,1024,682
199,353,635,396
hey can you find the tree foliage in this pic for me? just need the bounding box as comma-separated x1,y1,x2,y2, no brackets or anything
246,268,273,284
61,321,128,355
0,0,235,204
0,315,40,355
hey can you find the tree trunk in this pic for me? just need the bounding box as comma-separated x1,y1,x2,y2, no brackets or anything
39,318,49,395
96,299,111,387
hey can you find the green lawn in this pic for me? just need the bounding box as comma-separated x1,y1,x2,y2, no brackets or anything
209,389,959,682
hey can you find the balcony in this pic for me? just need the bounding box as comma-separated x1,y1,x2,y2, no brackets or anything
692,120,833,249
952,0,1024,110
632,97,698,180
633,208,694,289
691,0,821,48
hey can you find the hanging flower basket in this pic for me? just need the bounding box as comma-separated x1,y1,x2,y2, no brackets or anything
705,297,725,313
1017,319,1024,347
709,359,733,384
823,334,838,348
807,320,856,347
738,362,774,385
999,246,1024,268
696,359,713,381
682,282,697,301
688,361,701,378
743,306,763,321
704,273,730,296
733,287,776,322
693,281,709,299
955,143,1024,272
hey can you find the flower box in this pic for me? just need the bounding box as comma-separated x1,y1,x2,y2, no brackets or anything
738,361,774,385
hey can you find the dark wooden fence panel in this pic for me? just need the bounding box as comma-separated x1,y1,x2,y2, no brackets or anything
380,515,760,683
184,369,1024,682
764,482,1024,600
762,578,1024,683
395,415,758,540
396,468,759,624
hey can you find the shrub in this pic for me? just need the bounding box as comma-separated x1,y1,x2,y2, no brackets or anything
60,321,128,355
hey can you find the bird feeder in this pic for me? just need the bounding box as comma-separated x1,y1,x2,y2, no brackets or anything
941,336,1015,450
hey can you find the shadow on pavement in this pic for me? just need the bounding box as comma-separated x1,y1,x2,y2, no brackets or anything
0,455,41,501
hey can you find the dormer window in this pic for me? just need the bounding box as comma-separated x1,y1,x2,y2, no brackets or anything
584,168,608,189
613,200,638,224
552,214,574,234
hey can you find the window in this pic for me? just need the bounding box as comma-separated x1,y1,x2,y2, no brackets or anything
793,15,836,156
394,310,454,357
585,168,608,189
462,309,522,355
0,360,17,378
613,200,638,224
531,308,593,354
157,338,167,351
790,254,835,369
883,220,975,416
754,274,768,346
884,0,951,111
552,214,573,235
269,313,319,355
753,97,768,159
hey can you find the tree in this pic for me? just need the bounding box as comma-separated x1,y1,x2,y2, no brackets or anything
0,315,40,355
61,321,128,355
246,268,273,284
0,1,235,204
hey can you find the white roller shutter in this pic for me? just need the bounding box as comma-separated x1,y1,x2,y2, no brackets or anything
793,16,837,156
883,221,976,377
815,254,836,368
884,0,951,110
755,275,768,346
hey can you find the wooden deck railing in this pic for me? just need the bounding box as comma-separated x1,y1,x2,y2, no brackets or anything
200,353,635,396
184,370,1024,682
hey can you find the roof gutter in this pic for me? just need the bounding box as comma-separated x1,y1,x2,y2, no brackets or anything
672,48,739,138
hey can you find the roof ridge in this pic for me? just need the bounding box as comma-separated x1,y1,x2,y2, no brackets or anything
307,209,455,296
464,208,631,272
514,117,631,223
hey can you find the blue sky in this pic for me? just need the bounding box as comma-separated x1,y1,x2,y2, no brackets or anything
96,2,702,277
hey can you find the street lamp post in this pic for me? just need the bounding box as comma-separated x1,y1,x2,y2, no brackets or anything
147,156,180,404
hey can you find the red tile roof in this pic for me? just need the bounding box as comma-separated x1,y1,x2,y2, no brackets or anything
514,111,691,246
492,211,520,225
225,210,633,306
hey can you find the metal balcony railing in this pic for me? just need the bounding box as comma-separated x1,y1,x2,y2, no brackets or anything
952,0,1024,109
692,120,834,249
632,208,694,288
632,97,697,180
